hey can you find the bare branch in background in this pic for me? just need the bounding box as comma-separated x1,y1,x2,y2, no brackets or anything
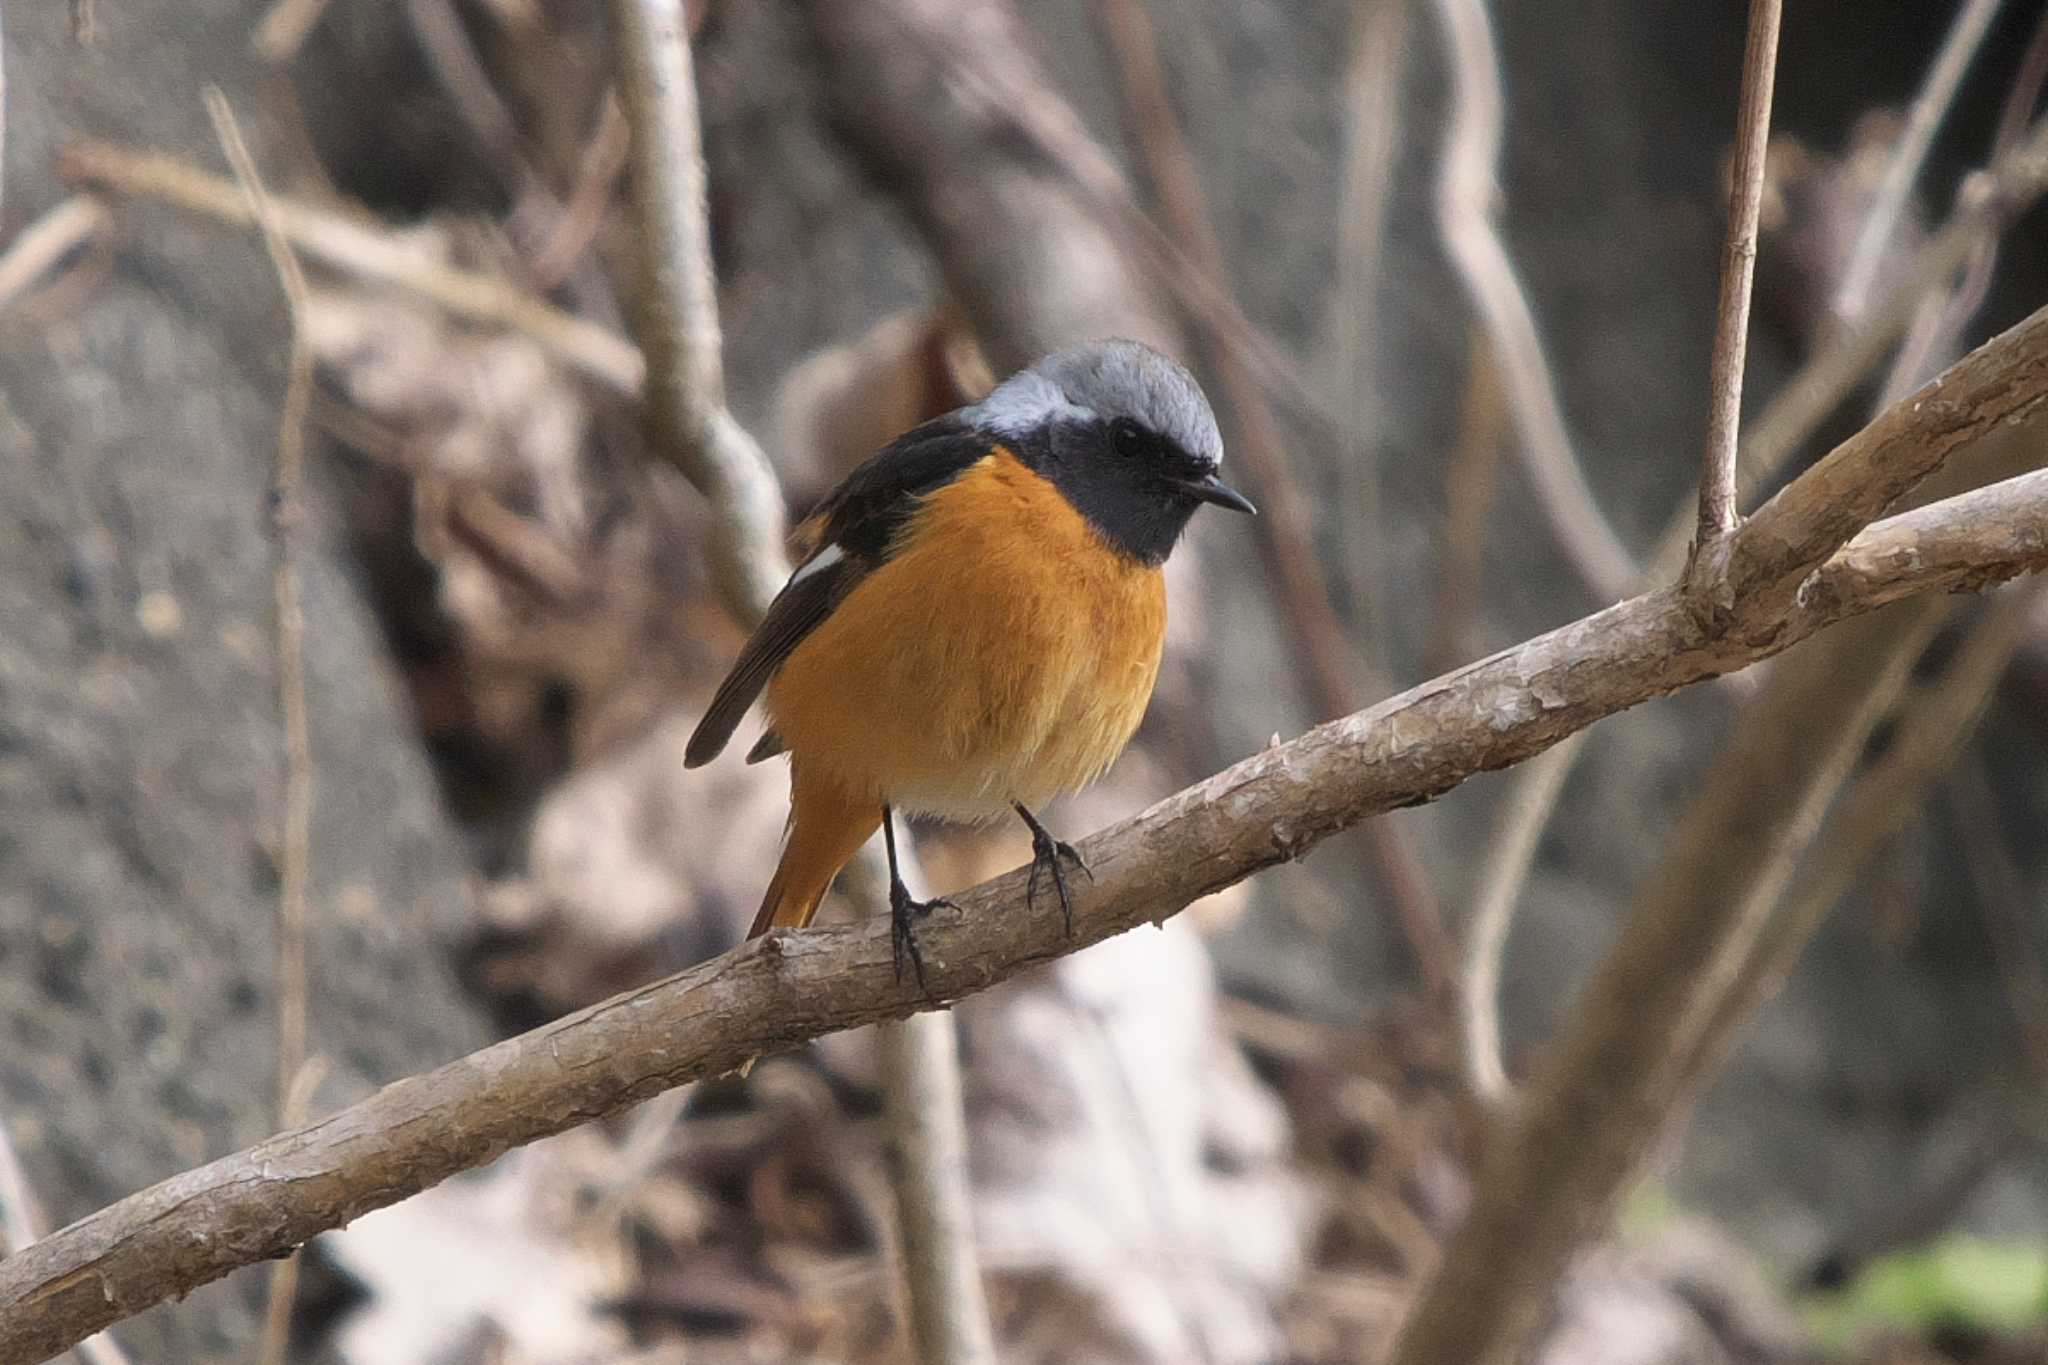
1429,330,1510,676
1425,0,1638,602
202,87,324,1365
1834,0,2007,323
529,94,630,292
1951,750,2048,1076
1095,0,1366,708
4,299,2048,1363
610,5,994,1361
0,196,109,314
1394,593,1949,1365
1704,582,2044,1060
818,0,1353,470
878,1008,998,1365
1092,0,1451,1000
1651,110,2048,577
612,0,786,616
251,0,334,62
1327,0,1409,657
1693,0,1781,552
1458,78,2040,1091
1882,6,2048,404
1460,729,1585,1105
61,142,647,394
1399,180,2048,1362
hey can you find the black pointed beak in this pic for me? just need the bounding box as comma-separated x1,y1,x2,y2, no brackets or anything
1177,471,1257,514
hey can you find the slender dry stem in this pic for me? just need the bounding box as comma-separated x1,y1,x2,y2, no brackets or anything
0,196,110,315
1694,0,1782,551
1328,0,1408,655
1835,0,2008,323
1426,0,1638,601
203,86,319,1365
61,141,646,394
877,1010,998,1365
1461,729,1586,1104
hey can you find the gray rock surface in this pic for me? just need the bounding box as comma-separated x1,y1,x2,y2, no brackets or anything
0,3,492,1358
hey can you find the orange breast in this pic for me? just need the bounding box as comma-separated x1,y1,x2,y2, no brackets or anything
764,449,1167,822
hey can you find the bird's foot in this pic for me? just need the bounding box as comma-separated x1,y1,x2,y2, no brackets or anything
889,880,954,992
1015,805,1091,937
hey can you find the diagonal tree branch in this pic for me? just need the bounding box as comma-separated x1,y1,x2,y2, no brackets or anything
2,302,2048,1365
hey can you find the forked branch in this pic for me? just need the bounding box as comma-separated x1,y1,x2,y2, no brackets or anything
2,302,2047,1365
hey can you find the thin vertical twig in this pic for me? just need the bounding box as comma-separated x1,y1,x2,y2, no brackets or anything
1461,729,1585,1104
1328,0,1409,653
878,1010,999,1365
1429,326,1508,675
1094,0,1453,1000
1426,0,1638,603
1834,0,2008,324
609,6,995,1362
1694,0,1782,554
203,86,318,1365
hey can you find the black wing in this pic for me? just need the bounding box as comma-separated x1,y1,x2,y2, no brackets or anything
682,418,991,768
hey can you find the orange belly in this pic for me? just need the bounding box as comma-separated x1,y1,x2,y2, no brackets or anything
765,450,1167,821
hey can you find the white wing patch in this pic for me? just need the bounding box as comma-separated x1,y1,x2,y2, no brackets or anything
787,542,845,587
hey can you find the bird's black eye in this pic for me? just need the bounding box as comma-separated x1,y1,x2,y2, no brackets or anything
1111,418,1147,459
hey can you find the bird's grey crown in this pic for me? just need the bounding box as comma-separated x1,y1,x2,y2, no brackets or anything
963,339,1225,468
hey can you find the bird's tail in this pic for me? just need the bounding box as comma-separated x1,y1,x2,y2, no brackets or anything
748,769,880,938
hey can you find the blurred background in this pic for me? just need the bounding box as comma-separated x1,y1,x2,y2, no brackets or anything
5,0,2048,1361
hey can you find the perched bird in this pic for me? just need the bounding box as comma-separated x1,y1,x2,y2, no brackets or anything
685,339,1253,978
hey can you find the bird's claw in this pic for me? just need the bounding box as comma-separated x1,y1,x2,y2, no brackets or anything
889,884,954,993
1025,830,1090,937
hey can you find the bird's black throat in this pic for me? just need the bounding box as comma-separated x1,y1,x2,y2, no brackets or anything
1006,418,1208,567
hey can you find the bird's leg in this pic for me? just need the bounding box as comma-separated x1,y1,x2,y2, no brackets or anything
882,805,953,991
1012,802,1092,937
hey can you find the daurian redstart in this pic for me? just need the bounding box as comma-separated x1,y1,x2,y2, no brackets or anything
685,339,1253,978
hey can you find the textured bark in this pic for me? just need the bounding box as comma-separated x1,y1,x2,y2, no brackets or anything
2,297,2047,1363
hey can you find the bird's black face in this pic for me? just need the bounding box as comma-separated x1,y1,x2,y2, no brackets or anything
1020,414,1256,566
